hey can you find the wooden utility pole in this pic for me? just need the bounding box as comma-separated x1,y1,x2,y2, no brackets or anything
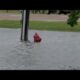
21,10,30,42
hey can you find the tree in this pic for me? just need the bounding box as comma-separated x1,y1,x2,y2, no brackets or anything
48,10,57,14
67,10,80,27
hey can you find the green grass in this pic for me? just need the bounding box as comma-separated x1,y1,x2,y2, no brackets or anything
0,10,20,13
29,21,80,32
0,20,80,32
0,20,21,28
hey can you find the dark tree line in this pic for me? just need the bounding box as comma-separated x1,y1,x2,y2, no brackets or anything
31,10,47,14
31,10,71,14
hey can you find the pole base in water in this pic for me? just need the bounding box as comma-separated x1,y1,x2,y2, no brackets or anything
21,10,30,42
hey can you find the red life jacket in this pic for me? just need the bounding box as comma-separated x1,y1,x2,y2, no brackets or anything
33,33,42,42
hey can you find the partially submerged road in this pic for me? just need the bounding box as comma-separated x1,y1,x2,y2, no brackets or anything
0,28,80,70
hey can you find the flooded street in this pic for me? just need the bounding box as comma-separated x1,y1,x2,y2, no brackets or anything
0,28,80,70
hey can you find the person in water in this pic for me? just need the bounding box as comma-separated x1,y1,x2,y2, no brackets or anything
33,32,42,42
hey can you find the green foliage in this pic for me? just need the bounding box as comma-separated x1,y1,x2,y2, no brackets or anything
67,10,80,27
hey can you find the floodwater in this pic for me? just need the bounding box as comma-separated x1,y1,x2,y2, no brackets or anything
0,28,80,70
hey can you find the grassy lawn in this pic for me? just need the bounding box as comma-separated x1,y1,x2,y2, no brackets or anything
0,10,20,13
0,20,80,32
0,20,21,28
